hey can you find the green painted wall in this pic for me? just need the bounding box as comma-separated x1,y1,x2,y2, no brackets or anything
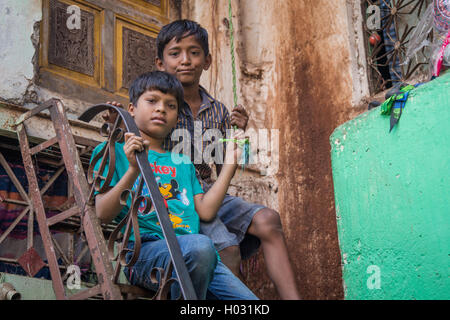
1,272,57,300
0,272,88,300
330,71,450,300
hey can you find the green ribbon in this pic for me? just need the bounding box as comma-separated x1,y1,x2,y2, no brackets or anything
380,84,415,115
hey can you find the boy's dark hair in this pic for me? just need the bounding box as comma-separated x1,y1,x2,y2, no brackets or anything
156,19,209,60
129,71,184,110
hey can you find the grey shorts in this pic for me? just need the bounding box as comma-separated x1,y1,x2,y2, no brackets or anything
199,194,265,260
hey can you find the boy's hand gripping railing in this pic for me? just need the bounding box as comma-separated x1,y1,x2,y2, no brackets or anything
79,104,197,300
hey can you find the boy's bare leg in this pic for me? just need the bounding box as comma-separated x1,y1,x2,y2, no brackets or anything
218,245,243,280
247,208,301,300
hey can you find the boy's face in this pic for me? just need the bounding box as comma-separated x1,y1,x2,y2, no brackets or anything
156,34,211,87
128,89,178,140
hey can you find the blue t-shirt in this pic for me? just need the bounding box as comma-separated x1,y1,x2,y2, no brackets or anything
90,142,204,241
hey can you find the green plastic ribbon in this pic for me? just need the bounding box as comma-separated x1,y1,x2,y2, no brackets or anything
220,137,250,169
380,84,415,115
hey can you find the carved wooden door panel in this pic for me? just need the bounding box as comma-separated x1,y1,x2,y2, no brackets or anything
39,0,178,108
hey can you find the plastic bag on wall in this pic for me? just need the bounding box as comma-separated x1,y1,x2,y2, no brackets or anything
431,0,450,75
444,44,450,66
430,31,450,76
403,4,435,67
403,1,450,77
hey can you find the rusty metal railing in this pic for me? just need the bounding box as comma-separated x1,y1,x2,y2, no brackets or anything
10,99,123,299
79,104,197,300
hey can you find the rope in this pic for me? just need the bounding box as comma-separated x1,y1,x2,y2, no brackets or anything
228,0,238,110
224,0,250,168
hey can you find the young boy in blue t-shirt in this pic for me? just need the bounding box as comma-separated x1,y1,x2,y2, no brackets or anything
91,70,257,299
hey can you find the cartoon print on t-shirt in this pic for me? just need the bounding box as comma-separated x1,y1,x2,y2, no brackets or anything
156,210,191,231
158,179,189,206
134,176,190,217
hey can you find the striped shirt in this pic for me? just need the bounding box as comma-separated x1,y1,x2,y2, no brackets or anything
163,86,231,186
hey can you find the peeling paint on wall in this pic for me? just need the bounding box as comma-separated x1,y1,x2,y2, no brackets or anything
0,0,42,103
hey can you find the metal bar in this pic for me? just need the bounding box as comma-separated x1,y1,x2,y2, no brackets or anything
0,146,57,251
40,165,66,196
68,285,102,300
51,235,71,267
79,104,198,300
29,136,58,155
73,135,100,149
27,208,34,250
47,206,79,227
0,198,29,206
0,150,63,250
69,233,77,266
14,99,57,126
74,243,90,266
0,206,30,246
49,100,123,300
16,123,67,300
0,152,31,203
0,101,103,146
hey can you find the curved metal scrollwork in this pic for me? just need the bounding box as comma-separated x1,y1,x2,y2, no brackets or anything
79,104,197,300
87,124,123,196
150,261,182,300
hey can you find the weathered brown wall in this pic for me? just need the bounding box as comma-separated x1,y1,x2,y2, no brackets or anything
271,1,349,300
183,0,368,299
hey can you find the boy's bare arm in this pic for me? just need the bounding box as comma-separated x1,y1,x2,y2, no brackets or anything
95,169,139,224
194,130,244,221
95,133,146,224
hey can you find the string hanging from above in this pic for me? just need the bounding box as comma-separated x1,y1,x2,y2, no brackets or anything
221,0,250,168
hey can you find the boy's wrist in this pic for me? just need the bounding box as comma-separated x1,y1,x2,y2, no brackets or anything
221,162,238,177
127,166,141,179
